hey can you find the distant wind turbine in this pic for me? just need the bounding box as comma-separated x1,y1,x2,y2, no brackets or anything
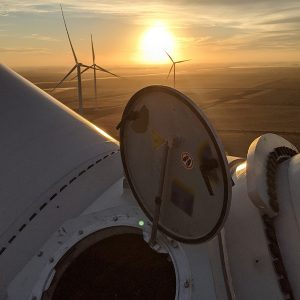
72,34,119,105
166,51,190,88
51,5,96,115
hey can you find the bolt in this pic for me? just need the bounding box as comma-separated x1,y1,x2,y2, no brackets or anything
37,251,43,257
78,230,84,235
49,257,54,263
113,216,118,222
184,280,190,288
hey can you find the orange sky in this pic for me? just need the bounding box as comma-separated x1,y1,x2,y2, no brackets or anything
0,1,300,67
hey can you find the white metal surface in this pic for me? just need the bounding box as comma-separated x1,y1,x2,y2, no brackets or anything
225,163,284,300
0,64,122,294
288,154,300,232
274,155,300,299
7,177,230,300
246,133,298,217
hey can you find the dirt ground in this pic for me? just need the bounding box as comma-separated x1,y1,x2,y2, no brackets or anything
19,64,300,157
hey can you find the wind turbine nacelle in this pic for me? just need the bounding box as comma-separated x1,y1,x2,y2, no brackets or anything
0,66,227,300
1,65,300,300
0,65,121,299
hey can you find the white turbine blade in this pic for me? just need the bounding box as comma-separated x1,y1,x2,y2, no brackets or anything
91,34,95,65
51,65,77,91
81,64,100,71
70,65,90,80
167,64,174,79
81,64,96,69
81,64,90,68
175,59,191,64
95,64,119,77
60,4,78,64
165,51,174,63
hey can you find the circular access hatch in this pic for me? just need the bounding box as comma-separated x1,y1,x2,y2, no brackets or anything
119,85,231,243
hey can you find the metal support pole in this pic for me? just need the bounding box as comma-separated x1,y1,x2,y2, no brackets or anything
77,64,83,115
174,64,176,88
149,142,170,246
93,64,97,104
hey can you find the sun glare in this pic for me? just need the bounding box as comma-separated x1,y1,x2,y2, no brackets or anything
140,22,175,64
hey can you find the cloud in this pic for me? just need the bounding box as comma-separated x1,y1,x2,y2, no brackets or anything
169,0,299,3
0,1,57,14
1,0,299,29
259,16,300,25
204,29,300,51
0,47,50,54
0,4,9,16
23,33,58,42
1,0,299,60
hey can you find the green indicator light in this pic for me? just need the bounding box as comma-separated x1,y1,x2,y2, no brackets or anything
138,220,145,227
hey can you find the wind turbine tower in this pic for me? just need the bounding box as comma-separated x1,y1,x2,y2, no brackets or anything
166,51,190,88
90,34,119,101
52,5,96,115
71,34,119,106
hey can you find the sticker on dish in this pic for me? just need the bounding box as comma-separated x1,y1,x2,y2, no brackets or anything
181,152,194,170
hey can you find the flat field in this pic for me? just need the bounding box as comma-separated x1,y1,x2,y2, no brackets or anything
18,64,300,157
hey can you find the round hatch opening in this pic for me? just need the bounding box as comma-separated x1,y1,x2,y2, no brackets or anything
42,228,176,300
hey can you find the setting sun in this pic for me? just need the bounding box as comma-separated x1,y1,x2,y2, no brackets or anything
140,22,175,64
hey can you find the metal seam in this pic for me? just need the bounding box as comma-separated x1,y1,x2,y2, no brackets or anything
0,149,120,256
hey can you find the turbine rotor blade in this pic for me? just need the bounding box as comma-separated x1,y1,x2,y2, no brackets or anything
82,64,101,72
81,63,95,69
51,65,77,91
91,34,95,65
60,4,78,63
70,65,90,80
167,64,174,79
165,51,174,63
95,64,119,77
175,59,191,64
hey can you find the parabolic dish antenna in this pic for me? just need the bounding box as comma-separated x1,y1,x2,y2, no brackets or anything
119,86,231,243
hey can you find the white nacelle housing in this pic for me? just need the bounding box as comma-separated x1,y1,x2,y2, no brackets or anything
0,65,122,297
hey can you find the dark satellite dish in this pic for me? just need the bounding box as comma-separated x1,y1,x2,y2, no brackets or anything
119,86,231,243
